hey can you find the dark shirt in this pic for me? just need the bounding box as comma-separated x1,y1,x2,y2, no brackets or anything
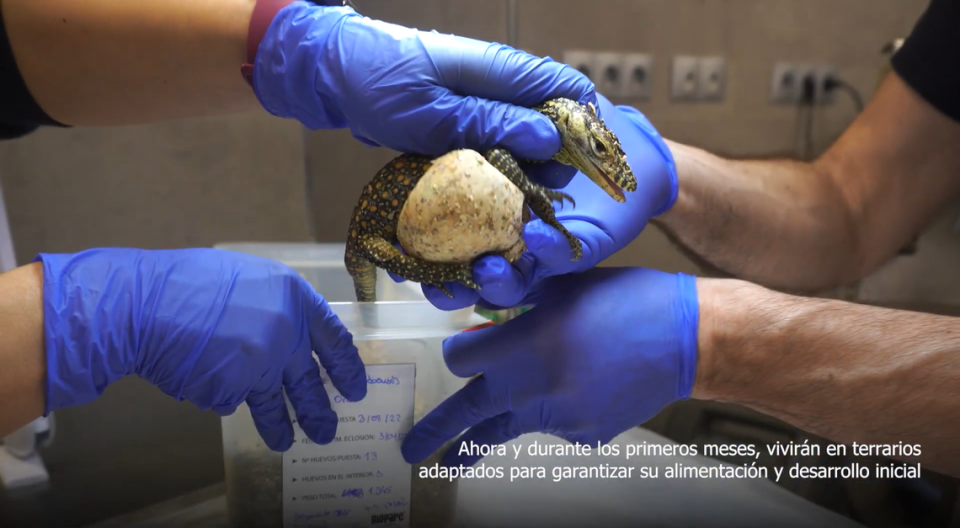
0,11,65,140
0,0,956,140
891,0,960,123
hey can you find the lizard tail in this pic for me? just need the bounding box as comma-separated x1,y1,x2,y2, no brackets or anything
347,253,378,303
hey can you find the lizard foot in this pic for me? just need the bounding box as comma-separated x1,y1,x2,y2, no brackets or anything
526,197,583,262
359,236,481,296
542,188,576,210
482,148,583,261
423,262,481,298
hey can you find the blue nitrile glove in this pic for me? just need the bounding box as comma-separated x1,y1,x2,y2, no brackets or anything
36,248,367,452
400,266,699,466
253,1,597,188
395,93,678,310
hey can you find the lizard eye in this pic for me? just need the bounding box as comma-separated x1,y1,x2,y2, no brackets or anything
593,139,607,155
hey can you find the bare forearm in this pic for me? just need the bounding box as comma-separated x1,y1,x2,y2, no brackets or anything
0,263,45,437
2,0,258,126
656,142,860,292
694,278,960,477
653,73,960,293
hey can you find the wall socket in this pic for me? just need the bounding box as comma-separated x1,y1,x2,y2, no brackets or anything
771,62,836,104
697,56,726,101
621,53,653,100
593,52,626,98
562,50,653,100
563,50,595,81
671,56,700,101
672,56,727,102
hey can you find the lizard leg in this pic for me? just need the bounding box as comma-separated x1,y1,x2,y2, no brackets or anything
360,235,480,298
485,149,576,210
346,243,379,303
483,148,583,261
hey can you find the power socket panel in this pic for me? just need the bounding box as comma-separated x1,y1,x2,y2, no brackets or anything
621,53,653,100
697,56,726,102
671,56,700,101
593,52,626,98
563,50,596,82
813,65,837,104
771,61,835,104
770,62,800,103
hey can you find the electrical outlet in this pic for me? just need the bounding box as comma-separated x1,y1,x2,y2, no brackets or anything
563,50,595,81
697,56,726,102
771,62,818,104
770,62,800,103
671,56,700,101
795,64,818,102
592,52,626,98
620,53,653,100
813,65,837,104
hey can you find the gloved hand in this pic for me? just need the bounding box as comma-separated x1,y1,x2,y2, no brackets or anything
400,266,699,466
403,93,678,310
36,248,366,452
253,1,597,188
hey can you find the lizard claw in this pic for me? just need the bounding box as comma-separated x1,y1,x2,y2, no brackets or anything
544,189,576,210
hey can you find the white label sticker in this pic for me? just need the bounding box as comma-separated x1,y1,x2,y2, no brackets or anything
283,363,416,528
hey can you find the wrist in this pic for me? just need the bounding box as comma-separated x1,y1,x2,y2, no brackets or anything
240,0,299,88
0,263,46,434
33,250,140,413
249,1,358,128
690,277,755,402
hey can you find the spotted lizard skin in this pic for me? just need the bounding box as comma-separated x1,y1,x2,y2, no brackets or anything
345,97,636,303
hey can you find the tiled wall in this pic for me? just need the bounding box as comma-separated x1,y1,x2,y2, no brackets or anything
0,0,953,523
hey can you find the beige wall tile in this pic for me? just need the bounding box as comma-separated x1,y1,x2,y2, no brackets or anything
0,111,310,262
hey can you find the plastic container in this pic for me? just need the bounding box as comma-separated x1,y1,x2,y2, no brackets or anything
216,242,487,528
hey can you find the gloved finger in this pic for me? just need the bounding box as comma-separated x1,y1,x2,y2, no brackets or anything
523,219,613,277
466,253,536,309
246,389,295,452
400,376,506,464
449,40,598,116
421,282,481,311
441,318,535,379
282,347,339,445
519,160,577,189
441,413,522,467
304,289,367,402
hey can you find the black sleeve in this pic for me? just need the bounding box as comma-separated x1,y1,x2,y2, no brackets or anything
890,0,960,123
0,10,69,140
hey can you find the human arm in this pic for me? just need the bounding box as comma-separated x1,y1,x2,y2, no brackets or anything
0,248,368,451
402,266,960,479
0,263,45,437
656,70,960,292
695,277,960,476
2,0,259,126
2,0,595,187
651,0,960,291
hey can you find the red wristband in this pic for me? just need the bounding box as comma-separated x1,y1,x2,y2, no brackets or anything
240,0,298,89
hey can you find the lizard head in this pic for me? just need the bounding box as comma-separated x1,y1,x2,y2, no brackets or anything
535,98,637,203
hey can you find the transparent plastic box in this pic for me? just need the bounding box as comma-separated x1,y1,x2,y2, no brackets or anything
215,242,486,528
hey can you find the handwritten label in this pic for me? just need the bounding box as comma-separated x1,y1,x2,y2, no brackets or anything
283,363,416,528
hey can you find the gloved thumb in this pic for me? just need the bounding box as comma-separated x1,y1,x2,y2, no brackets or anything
522,219,612,277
